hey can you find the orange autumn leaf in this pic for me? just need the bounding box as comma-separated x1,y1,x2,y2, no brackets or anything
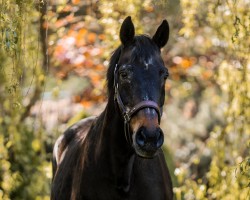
83,51,91,58
80,100,92,108
62,5,73,12
171,74,180,81
74,61,84,68
78,28,88,37
54,45,64,56
169,66,179,73
181,59,192,69
84,59,94,67
67,29,76,36
55,19,66,28
90,74,101,86
87,32,97,44
98,34,105,40
202,70,213,80
66,14,75,23
56,71,67,79
76,29,87,46
72,0,80,5
73,95,82,103
95,64,105,71
145,6,154,12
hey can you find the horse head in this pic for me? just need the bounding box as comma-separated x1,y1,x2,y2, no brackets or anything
108,16,169,158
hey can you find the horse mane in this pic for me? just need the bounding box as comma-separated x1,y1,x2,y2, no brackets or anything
106,35,160,94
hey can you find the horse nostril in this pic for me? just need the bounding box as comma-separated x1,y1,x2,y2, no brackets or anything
136,128,146,147
156,129,164,148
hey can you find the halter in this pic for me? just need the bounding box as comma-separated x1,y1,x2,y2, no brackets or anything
113,64,162,144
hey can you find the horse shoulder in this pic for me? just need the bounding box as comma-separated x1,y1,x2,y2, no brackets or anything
52,116,97,177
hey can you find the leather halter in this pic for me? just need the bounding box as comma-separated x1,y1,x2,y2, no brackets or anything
113,64,162,144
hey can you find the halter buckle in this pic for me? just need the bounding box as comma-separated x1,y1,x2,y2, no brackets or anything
124,113,130,123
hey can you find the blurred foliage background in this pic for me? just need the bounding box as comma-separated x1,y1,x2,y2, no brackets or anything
0,0,249,199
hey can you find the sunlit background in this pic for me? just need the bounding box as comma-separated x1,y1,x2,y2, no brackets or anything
0,0,249,199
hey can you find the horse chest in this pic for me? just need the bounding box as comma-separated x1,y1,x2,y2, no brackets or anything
79,174,168,200
128,156,172,200
78,154,172,200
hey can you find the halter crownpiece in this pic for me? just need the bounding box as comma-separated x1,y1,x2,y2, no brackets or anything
113,64,163,144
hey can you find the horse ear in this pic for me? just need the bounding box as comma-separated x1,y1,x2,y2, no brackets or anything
152,20,169,49
120,16,135,45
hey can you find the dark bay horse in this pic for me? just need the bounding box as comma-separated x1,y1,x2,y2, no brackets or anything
51,16,173,200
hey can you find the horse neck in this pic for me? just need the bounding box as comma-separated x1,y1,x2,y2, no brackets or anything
93,94,134,174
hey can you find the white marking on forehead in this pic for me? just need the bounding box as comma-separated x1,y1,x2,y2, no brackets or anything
143,57,154,70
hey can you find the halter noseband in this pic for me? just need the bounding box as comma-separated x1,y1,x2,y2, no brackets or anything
113,64,162,144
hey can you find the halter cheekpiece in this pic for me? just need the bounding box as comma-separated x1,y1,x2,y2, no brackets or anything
113,64,162,144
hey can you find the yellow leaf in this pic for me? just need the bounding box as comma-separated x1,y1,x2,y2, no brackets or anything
32,139,41,152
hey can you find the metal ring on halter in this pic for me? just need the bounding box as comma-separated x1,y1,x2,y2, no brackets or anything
114,64,162,144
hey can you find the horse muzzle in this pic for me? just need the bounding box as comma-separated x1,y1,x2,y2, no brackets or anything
130,108,164,158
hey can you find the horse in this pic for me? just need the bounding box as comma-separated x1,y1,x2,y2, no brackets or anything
51,16,173,200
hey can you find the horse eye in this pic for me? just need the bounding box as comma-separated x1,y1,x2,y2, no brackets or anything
120,71,128,80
